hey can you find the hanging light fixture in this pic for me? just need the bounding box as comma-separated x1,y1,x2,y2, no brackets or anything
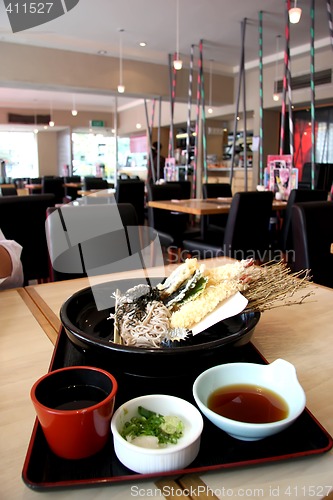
118,29,125,93
208,59,213,114
273,35,281,102
289,0,302,24
49,101,55,127
173,0,182,70
71,94,78,116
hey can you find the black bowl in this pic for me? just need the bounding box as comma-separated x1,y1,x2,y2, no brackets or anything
60,278,260,377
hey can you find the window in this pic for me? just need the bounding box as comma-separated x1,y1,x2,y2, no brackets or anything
0,131,38,180
72,132,117,179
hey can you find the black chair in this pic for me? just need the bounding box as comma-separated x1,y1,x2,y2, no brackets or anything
42,177,65,204
183,191,274,262
0,186,17,195
292,201,333,288
147,183,200,252
46,203,161,282
0,194,55,284
299,163,333,192
201,182,233,243
115,179,145,225
279,189,328,259
12,177,29,188
84,177,109,190
64,175,81,200
29,177,42,194
166,181,192,199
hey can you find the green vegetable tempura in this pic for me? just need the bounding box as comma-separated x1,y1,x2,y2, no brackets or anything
121,406,184,448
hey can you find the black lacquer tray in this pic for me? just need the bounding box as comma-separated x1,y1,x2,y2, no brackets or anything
22,327,333,490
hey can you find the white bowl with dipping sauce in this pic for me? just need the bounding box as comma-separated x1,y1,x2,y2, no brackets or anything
111,394,203,474
193,359,306,441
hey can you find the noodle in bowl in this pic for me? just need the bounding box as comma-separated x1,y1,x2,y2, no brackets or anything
60,277,260,377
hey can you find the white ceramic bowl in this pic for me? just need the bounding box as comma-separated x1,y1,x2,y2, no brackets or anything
111,394,203,474
193,359,306,441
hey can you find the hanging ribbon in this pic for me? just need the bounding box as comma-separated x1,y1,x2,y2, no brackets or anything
230,19,246,187
150,98,156,142
279,1,289,155
286,0,294,161
327,0,333,50
186,44,194,171
199,39,208,184
310,0,316,189
193,44,202,198
144,99,155,184
258,11,264,185
168,53,176,159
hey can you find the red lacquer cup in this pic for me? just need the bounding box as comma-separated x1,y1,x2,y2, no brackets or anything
30,366,118,459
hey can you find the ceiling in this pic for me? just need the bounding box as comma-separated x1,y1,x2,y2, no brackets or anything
0,0,331,112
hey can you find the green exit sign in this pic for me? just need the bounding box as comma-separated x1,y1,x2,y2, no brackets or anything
90,120,105,128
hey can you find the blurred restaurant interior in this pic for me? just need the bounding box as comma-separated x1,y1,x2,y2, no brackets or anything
1,0,333,498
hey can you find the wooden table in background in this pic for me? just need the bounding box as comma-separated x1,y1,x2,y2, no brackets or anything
147,197,287,216
63,182,83,189
25,183,42,193
77,188,116,198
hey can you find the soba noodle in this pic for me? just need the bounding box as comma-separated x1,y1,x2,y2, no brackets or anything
119,300,171,348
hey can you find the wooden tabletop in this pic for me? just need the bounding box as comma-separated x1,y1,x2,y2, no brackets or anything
0,288,54,499
25,183,42,190
2,260,333,499
63,182,83,188
77,188,116,197
147,198,287,215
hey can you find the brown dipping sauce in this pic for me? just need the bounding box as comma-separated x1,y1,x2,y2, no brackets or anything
208,384,289,424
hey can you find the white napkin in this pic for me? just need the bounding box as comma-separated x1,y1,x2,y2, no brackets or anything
191,292,248,336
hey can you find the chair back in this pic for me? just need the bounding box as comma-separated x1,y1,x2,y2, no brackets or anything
202,183,232,199
84,177,109,190
147,183,189,242
42,177,65,204
300,163,333,191
46,203,143,281
115,179,145,224
280,188,328,253
64,176,81,183
28,177,42,194
202,183,232,235
0,194,55,283
292,201,333,288
64,176,81,200
0,186,17,196
223,191,274,261
166,181,192,199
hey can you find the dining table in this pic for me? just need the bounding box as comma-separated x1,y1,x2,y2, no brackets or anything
25,183,42,193
147,197,287,216
63,182,83,189
1,258,333,499
77,188,116,197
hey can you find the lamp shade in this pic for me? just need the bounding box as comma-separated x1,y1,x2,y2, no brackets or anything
289,7,302,24
173,59,183,70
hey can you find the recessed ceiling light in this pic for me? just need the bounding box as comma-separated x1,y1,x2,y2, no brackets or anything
139,42,147,47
